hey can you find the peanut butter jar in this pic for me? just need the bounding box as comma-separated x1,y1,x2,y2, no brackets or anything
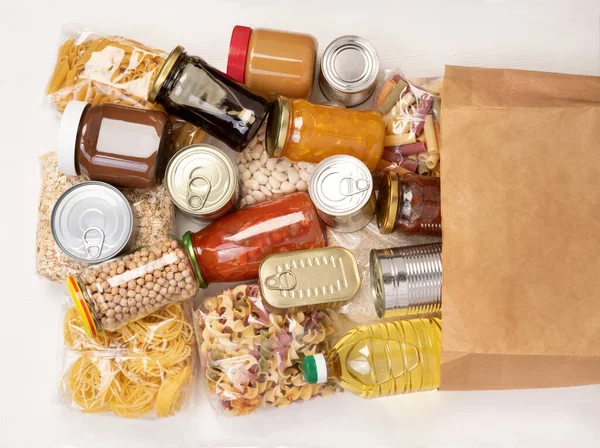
227,26,317,99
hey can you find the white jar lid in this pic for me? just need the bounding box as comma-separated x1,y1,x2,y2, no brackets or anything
57,101,89,176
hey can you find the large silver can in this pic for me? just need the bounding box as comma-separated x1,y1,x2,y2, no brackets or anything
370,243,442,318
309,155,375,233
319,35,379,107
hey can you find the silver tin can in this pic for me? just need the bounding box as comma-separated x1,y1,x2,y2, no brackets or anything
51,181,135,263
164,144,239,221
319,35,379,107
309,155,375,232
370,243,442,319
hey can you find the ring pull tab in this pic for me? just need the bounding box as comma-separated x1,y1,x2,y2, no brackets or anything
187,175,212,210
264,270,297,291
340,176,371,197
82,227,105,259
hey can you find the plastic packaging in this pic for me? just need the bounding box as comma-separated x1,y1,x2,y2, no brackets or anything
302,317,441,398
195,284,339,416
236,123,316,208
374,71,442,179
60,301,195,418
326,223,440,324
45,25,206,150
66,236,199,337
36,152,175,283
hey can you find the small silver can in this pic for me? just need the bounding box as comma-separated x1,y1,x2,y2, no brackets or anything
319,35,379,107
164,144,239,221
309,155,375,233
51,181,135,263
370,243,442,319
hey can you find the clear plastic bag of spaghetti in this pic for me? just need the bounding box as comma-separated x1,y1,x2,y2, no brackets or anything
60,301,195,418
374,71,442,183
45,24,206,151
194,284,339,416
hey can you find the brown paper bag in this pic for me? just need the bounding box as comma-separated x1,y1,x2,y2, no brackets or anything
440,65,600,390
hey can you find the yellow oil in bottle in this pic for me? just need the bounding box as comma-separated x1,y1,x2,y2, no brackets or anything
303,318,441,398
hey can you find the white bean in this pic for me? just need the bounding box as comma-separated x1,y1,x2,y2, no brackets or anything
253,172,269,185
241,169,252,181
258,131,266,142
296,180,308,192
239,198,247,208
299,169,311,182
297,162,309,169
287,168,300,184
260,185,272,197
244,179,260,191
251,190,266,202
306,164,316,174
269,177,282,189
272,171,288,182
244,148,253,163
245,194,257,205
251,148,262,160
248,161,260,173
259,150,268,164
259,167,271,176
281,181,296,194
266,159,277,171
276,160,292,172
265,182,273,191
237,154,245,164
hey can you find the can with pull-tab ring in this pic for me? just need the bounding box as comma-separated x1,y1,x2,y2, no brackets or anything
309,155,375,233
164,144,239,221
51,181,135,264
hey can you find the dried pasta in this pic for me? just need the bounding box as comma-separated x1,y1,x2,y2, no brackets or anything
62,303,194,418
45,27,206,150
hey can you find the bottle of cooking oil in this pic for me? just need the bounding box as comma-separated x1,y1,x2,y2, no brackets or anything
302,317,441,398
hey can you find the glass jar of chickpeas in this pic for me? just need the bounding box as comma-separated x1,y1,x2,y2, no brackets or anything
66,236,199,338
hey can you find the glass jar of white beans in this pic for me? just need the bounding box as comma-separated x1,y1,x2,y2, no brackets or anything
66,236,199,338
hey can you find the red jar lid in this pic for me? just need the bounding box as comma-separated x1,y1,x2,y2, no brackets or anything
227,25,252,84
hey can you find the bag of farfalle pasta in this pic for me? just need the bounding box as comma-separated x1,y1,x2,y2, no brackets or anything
195,284,339,416
45,25,205,152
374,70,442,179
60,301,195,418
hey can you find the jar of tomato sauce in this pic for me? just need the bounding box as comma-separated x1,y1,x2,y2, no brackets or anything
182,192,326,285
377,171,441,235
265,96,385,172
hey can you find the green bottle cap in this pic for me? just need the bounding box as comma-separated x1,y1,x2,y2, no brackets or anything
302,354,327,384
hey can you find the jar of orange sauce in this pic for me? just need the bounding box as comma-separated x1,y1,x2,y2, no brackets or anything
227,26,317,99
265,96,385,172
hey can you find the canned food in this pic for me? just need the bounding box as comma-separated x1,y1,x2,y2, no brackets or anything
259,247,360,313
309,155,375,233
51,181,135,263
164,144,239,221
319,35,379,107
370,243,442,319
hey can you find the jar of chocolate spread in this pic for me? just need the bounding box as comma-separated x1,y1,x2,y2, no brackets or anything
57,101,173,189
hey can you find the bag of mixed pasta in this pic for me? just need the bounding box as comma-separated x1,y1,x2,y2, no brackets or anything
36,152,175,282
194,284,339,416
60,300,195,418
45,25,206,151
373,70,442,182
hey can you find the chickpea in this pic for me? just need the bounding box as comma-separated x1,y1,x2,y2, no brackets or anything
170,239,179,249
142,297,150,305
168,286,175,294
106,309,115,318
116,266,125,274
114,305,122,314
127,290,136,298
136,278,144,286
153,283,161,292
148,290,157,299
127,298,136,307
127,281,136,290
175,273,183,282
182,269,191,278
145,274,153,282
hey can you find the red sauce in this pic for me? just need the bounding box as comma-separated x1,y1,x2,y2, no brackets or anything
189,192,326,284
397,174,441,234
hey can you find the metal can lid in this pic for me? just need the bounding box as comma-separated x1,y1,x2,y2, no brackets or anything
309,155,373,217
148,45,184,103
377,171,399,234
320,36,379,95
265,96,291,158
51,181,134,263
164,144,238,216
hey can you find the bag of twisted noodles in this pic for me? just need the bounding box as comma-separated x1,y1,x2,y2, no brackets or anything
45,25,206,151
374,70,442,180
194,284,339,416
61,301,195,418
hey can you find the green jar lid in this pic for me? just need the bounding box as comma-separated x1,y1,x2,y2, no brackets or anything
302,354,327,384
181,231,206,289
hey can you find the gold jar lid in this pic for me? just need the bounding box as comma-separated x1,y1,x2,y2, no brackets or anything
265,96,291,158
148,45,185,103
377,171,399,234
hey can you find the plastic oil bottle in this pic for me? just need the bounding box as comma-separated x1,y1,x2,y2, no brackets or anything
302,317,441,398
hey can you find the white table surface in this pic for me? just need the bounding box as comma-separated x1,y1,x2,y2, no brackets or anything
1,0,599,447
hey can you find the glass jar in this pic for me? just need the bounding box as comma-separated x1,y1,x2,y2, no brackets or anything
227,25,317,99
377,171,441,235
57,101,172,189
182,192,326,285
66,236,199,338
148,46,272,152
265,96,385,171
